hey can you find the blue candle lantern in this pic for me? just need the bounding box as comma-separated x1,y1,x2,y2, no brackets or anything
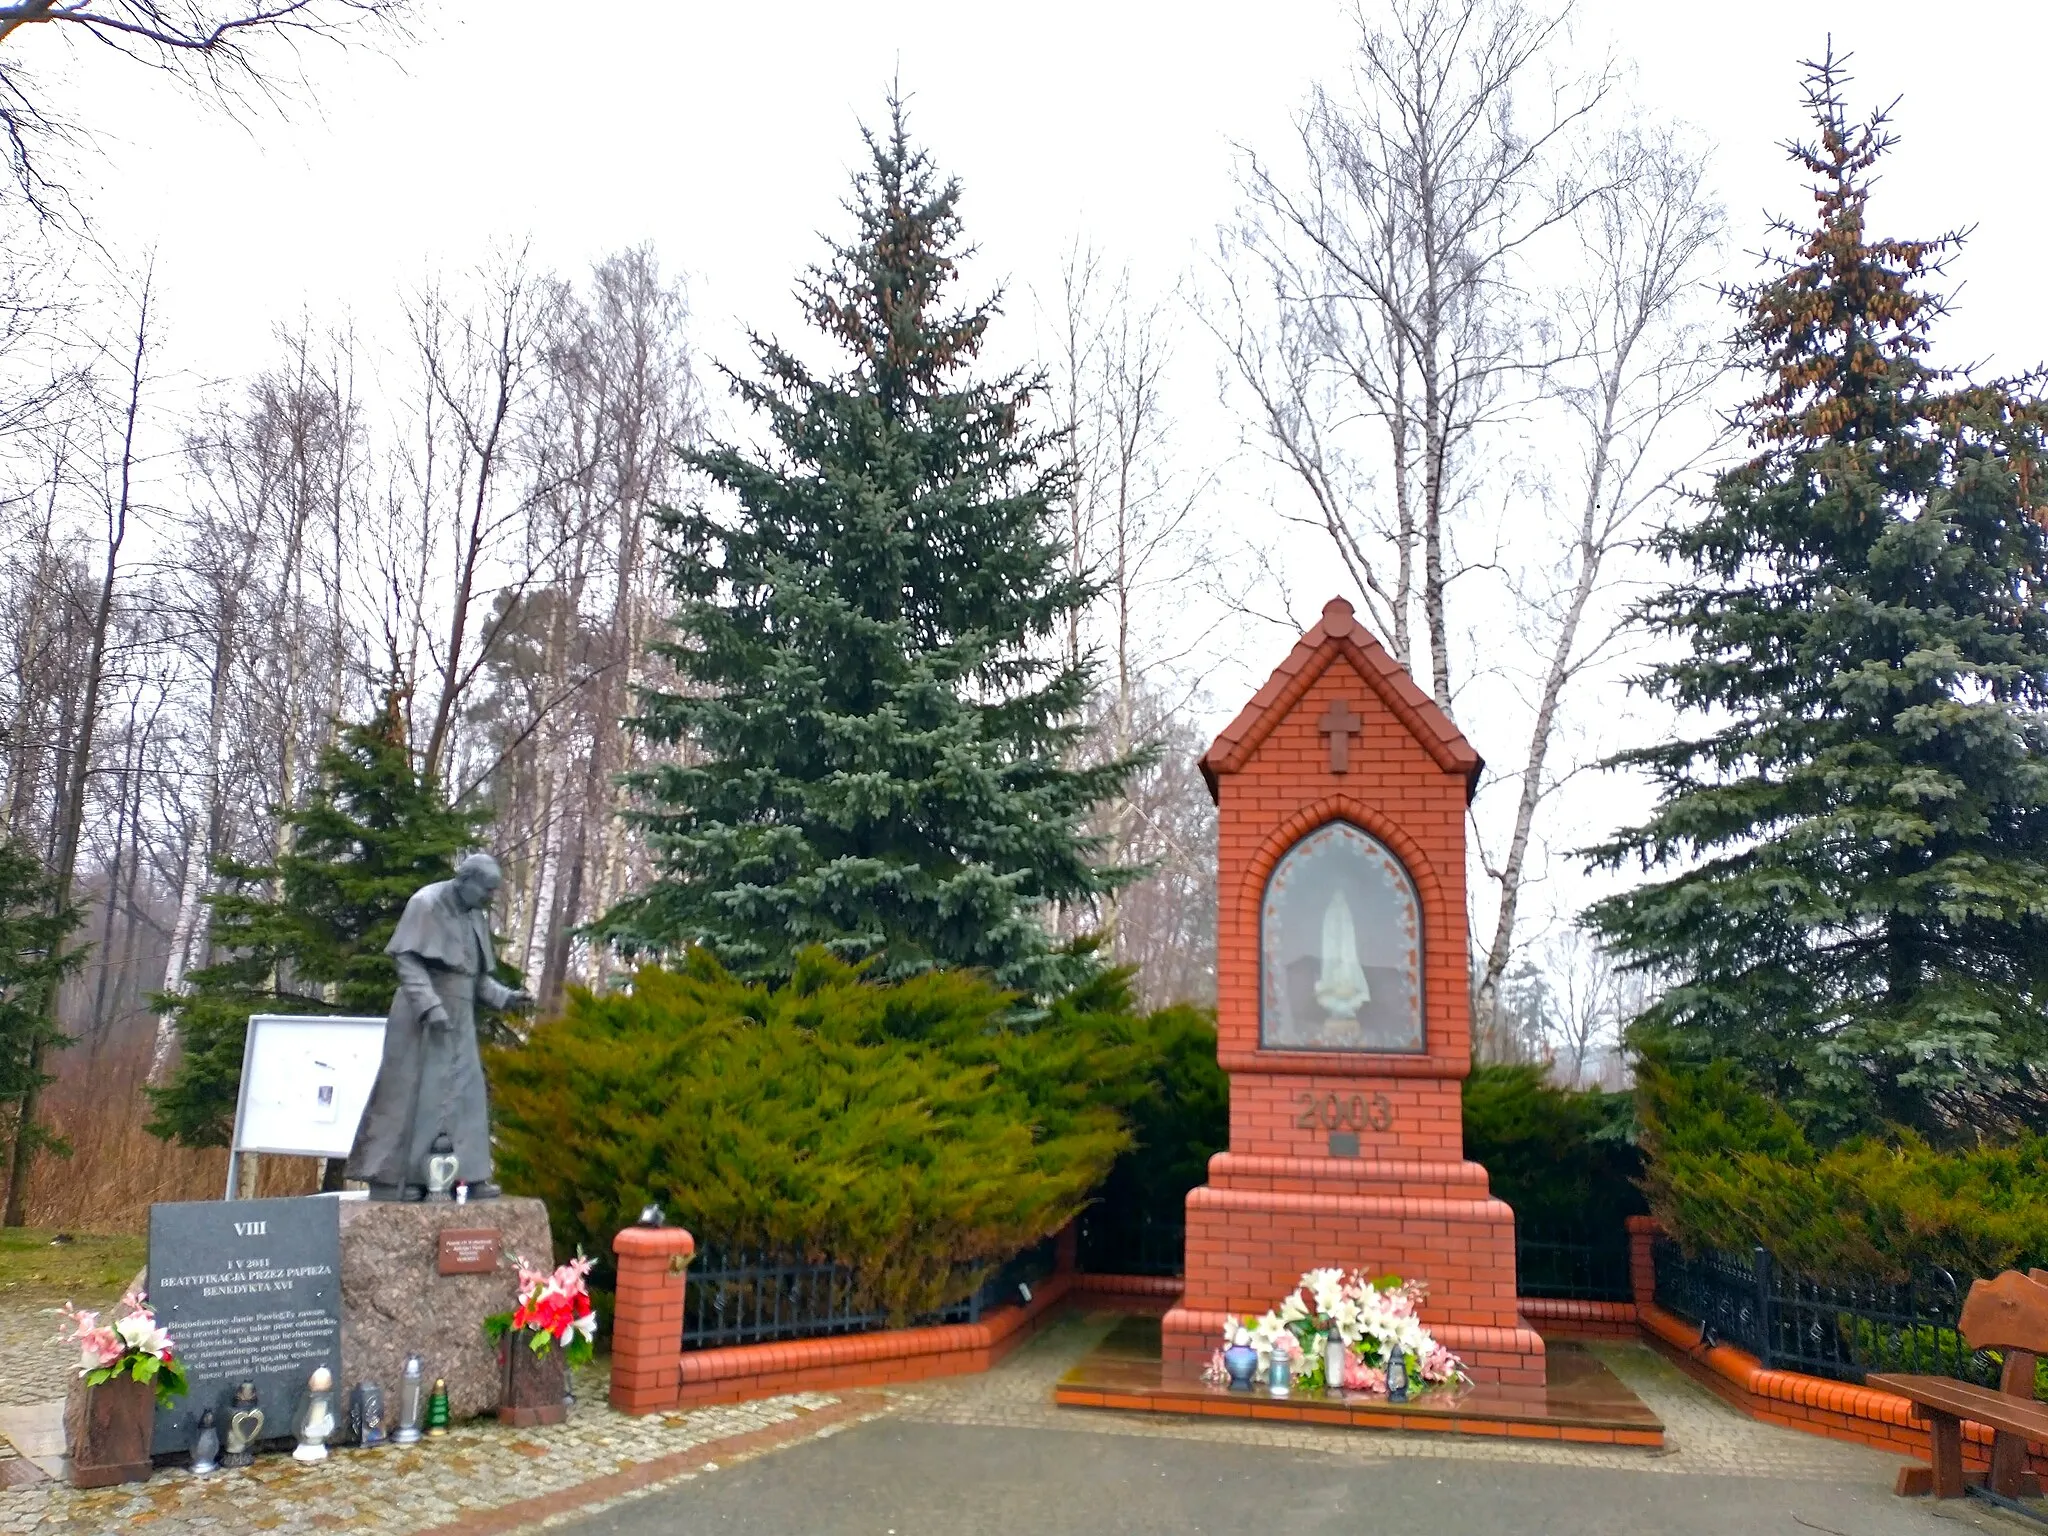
1386,1351,1410,1404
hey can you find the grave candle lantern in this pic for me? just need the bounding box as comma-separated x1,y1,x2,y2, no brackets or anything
426,1378,451,1437
221,1381,263,1468
1266,1349,1291,1398
292,1366,336,1462
1386,1352,1409,1404
189,1409,220,1475
425,1134,460,1200
349,1380,387,1448
394,1356,426,1445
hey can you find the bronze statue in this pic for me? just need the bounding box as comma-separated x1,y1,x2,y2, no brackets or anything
346,855,532,1200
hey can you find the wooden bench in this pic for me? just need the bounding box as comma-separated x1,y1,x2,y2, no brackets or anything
1870,1267,2048,1501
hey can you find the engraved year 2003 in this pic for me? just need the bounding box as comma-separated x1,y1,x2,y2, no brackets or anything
1295,1091,1393,1133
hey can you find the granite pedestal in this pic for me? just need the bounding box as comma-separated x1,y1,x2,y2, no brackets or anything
337,1197,553,1430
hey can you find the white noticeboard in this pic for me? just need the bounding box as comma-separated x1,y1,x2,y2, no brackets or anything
226,1013,387,1198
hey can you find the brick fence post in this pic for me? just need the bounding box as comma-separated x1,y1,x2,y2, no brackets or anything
1626,1215,1661,1311
610,1224,695,1415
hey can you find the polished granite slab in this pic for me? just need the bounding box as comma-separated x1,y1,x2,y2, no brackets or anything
1054,1316,1664,1448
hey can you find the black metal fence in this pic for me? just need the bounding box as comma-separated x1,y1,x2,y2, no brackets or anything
1650,1238,2006,1388
681,1239,1058,1351
1076,1206,1184,1277
1516,1223,1634,1302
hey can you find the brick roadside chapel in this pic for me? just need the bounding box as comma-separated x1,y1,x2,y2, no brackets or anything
1161,595,1544,1386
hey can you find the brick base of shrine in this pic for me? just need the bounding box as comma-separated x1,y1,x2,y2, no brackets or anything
1159,1153,1547,1387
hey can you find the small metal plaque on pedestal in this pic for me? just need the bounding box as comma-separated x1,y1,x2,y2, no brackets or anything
436,1228,502,1275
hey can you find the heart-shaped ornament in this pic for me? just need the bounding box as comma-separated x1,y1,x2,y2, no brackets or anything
230,1407,264,1443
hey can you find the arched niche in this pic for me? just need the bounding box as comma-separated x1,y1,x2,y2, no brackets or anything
1258,820,1423,1052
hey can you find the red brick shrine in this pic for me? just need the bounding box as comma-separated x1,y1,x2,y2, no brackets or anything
1159,596,1545,1386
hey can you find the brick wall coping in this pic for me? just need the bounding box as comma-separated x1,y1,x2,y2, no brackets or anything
1214,1049,1462,1079
673,1271,1074,1389
613,1226,696,1259
1207,1153,1492,1191
1070,1273,1184,1298
1186,1186,1515,1223
1519,1299,1636,1327
1638,1299,1924,1431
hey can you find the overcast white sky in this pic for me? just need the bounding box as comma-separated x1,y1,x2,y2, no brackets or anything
59,1,2043,394
28,0,2048,951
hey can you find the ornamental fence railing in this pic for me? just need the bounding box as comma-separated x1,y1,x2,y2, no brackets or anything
1514,1222,1634,1302
680,1238,1057,1352
1076,1206,1185,1278
1648,1238,2026,1389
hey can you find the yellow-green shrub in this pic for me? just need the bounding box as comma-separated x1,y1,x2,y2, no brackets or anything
1639,1057,2048,1279
488,948,1150,1318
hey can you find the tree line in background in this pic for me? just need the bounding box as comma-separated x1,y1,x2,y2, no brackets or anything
2,0,2044,1295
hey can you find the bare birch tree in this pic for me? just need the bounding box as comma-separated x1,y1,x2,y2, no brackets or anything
1468,123,1723,1032
1219,0,1612,712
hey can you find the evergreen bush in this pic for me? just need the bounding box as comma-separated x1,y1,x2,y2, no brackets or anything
1078,1004,1227,1272
487,949,1160,1319
1461,1064,1644,1234
1638,1056,2048,1280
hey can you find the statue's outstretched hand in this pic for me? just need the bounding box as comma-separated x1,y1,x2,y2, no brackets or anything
504,988,536,1014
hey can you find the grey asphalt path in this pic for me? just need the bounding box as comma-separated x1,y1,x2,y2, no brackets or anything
549,1417,2032,1536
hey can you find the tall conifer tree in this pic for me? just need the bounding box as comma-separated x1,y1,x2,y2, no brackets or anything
1588,56,2048,1139
148,693,491,1147
601,101,1143,995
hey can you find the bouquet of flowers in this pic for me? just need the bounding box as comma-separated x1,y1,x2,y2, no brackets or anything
56,1287,189,1407
486,1252,598,1367
1206,1267,1463,1395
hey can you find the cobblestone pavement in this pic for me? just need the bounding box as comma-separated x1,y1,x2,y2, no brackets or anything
4,1300,2036,1535
559,1313,2032,1536
0,1295,92,1410
0,1303,871,1536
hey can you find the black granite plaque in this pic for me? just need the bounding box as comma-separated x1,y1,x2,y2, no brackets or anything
146,1196,342,1454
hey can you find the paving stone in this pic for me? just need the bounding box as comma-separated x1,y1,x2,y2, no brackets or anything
1,1294,1988,1535
0,1288,854,1536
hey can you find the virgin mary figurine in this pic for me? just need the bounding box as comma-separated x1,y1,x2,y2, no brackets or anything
1314,889,1371,1024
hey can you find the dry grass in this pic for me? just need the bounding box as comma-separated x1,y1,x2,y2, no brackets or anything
0,1227,146,1300
12,1036,319,1234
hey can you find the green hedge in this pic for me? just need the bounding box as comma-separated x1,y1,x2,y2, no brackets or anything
487,948,1168,1319
1638,1057,2048,1280
1079,1005,1227,1270
1461,1064,1645,1233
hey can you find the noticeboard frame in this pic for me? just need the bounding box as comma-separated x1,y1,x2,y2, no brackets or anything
225,1013,386,1198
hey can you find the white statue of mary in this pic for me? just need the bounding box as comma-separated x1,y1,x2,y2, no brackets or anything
1313,888,1371,1023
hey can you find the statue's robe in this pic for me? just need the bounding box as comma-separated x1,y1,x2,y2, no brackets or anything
345,880,512,1189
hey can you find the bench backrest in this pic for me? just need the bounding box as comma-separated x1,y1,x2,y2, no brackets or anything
1957,1270,2048,1360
